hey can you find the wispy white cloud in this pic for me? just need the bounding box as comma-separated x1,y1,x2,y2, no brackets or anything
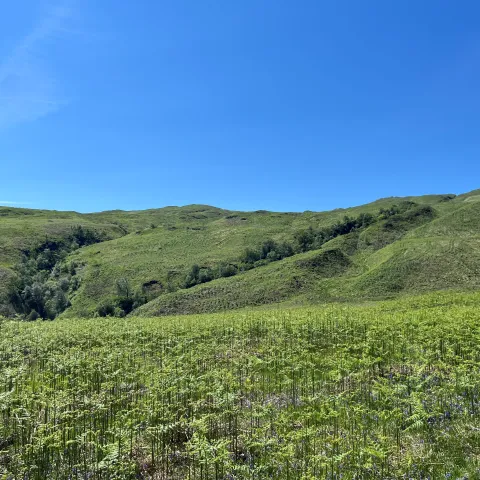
0,201,32,205
0,2,74,128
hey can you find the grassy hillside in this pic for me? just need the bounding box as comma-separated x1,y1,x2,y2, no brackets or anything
66,206,301,316
68,194,465,317
0,190,478,318
0,207,129,315
0,207,123,268
136,192,480,316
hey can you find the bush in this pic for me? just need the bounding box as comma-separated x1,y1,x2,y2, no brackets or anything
54,289,70,313
184,265,201,288
70,276,80,291
70,225,102,247
260,239,277,259
184,265,216,288
27,310,39,321
97,301,115,317
23,283,47,319
114,307,126,318
117,297,134,314
116,278,132,299
277,242,294,259
198,268,214,284
217,263,237,278
240,248,261,264
266,250,279,261
58,277,70,292
294,229,315,253
133,290,147,309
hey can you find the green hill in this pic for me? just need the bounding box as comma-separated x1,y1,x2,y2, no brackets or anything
0,190,479,318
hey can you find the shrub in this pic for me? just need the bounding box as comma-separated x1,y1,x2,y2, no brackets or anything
116,278,132,299
198,268,214,284
260,239,277,259
70,225,103,247
97,301,115,317
276,242,294,259
114,307,126,318
117,297,134,314
240,248,261,264
26,310,39,321
266,250,279,261
217,264,237,278
184,265,201,288
294,229,315,253
58,277,70,292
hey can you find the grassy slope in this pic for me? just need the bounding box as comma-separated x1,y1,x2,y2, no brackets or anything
0,207,128,312
67,195,454,316
136,192,480,316
0,190,477,317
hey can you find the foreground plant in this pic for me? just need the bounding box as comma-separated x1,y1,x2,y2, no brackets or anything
1,295,480,478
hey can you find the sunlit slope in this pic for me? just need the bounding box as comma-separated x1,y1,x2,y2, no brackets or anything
135,237,480,317
0,193,454,270
0,207,124,268
136,193,480,316
0,207,127,314
64,208,321,316
408,200,480,238
1,191,477,318
132,247,357,316
65,196,453,316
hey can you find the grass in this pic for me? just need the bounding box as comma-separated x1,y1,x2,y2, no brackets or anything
1,190,479,317
0,207,126,268
134,195,480,317
1,291,480,479
65,193,474,317
63,199,428,317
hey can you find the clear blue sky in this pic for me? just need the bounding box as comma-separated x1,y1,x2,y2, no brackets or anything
1,1,479,213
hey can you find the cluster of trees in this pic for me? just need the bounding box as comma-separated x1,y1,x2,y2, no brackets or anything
240,240,294,265
8,226,104,320
292,213,376,254
181,203,427,292
183,262,238,289
238,213,376,267
378,202,435,230
378,201,418,219
70,225,104,247
8,258,75,320
96,278,147,318
181,212,378,290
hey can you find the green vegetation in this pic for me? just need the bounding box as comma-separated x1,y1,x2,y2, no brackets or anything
136,197,480,317
6,226,105,320
96,278,148,318
1,190,479,319
1,292,480,478
1,190,479,478
178,212,375,291
65,193,471,318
